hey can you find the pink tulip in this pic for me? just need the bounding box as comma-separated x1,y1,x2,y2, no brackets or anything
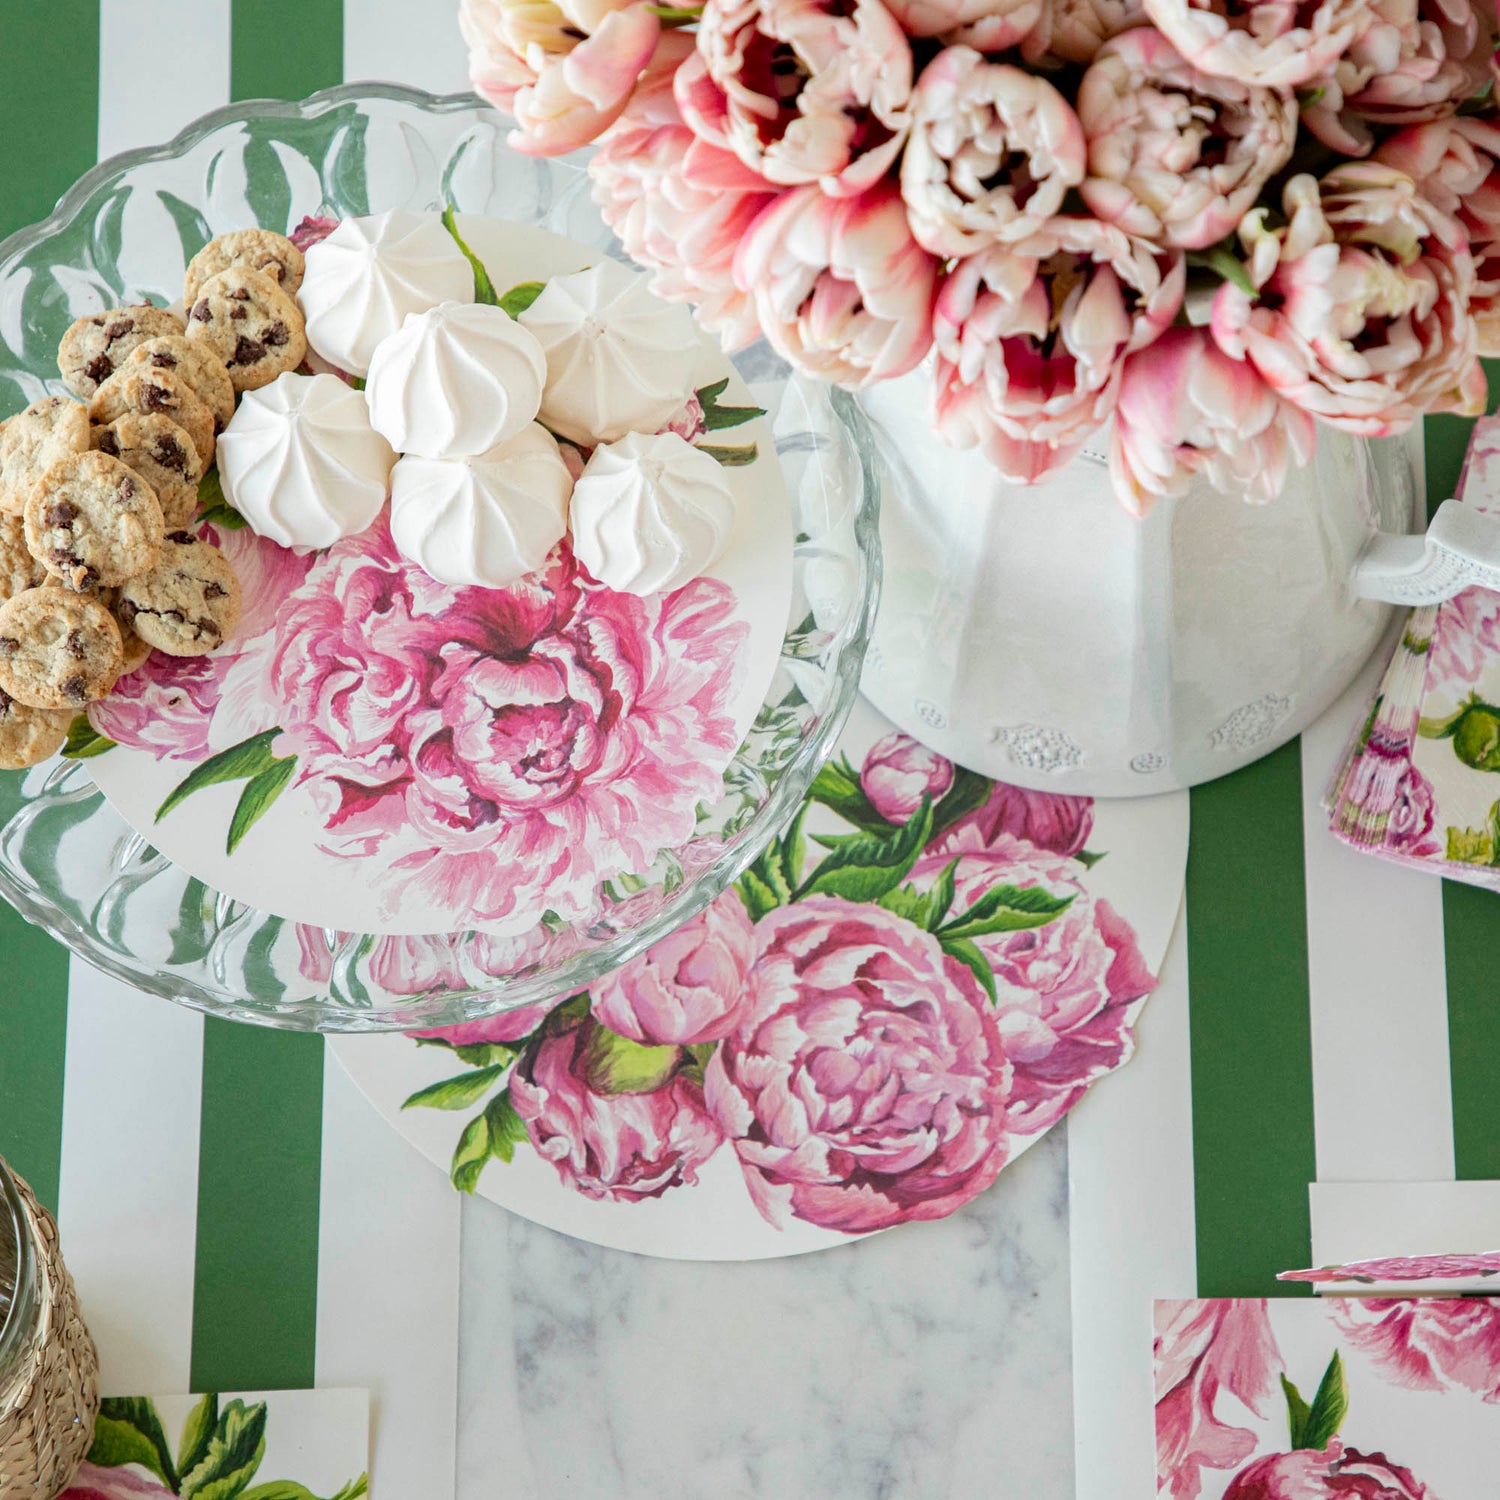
1077,27,1297,251
677,0,913,198
1141,0,1377,87
884,0,1043,49
734,182,939,387
592,119,779,351
1211,163,1487,436
900,48,1088,257
860,731,955,823
1025,0,1151,63
932,216,1183,484
1109,326,1317,514
1224,1443,1433,1500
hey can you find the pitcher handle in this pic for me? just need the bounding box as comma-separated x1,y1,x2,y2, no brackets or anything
1352,499,1500,605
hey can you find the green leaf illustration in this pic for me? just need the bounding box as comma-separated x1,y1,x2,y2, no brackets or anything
582,1024,681,1095
241,1480,367,1500
403,1062,510,1111
937,882,1074,942
798,798,934,903
157,729,283,822
696,377,764,432
1446,823,1496,864
941,936,997,1005
738,815,807,921
180,1398,267,1500
226,755,298,855
878,861,957,933
498,280,547,319
928,766,990,842
453,1041,520,1068
450,1112,491,1194
88,1397,179,1488
1300,1352,1349,1450
778,803,809,896
441,205,499,306
177,1393,220,1483
696,441,759,467
1282,1373,1313,1449
61,713,116,759
806,754,892,835
484,1089,529,1165
197,467,247,531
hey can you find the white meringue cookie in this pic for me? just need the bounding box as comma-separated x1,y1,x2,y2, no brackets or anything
217,372,395,550
299,211,474,377
569,431,734,597
519,261,701,445
389,424,573,588
366,301,547,459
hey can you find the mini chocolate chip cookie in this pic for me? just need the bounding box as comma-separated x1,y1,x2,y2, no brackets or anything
184,229,305,305
24,451,165,592
118,335,235,432
57,302,186,400
186,267,307,392
89,364,216,466
0,397,90,516
119,532,241,657
0,689,73,769
0,513,47,604
92,412,204,529
0,585,123,708
97,587,153,676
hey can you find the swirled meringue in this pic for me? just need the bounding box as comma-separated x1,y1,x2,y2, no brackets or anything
298,211,473,377
389,424,574,588
366,301,547,458
569,431,734,596
217,372,395,550
519,261,701,445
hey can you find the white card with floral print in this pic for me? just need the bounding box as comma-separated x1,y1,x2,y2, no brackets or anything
330,696,1189,1261
77,217,794,937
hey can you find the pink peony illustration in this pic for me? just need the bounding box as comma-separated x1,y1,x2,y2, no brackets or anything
509,1013,724,1200
1155,1298,1284,1500
288,214,339,252
89,652,224,761
1223,1442,1432,1500
911,836,1155,1135
860,731,955,823
705,895,1012,1232
1428,586,1500,697
930,780,1095,859
408,996,564,1047
590,890,756,1045
1281,1250,1500,1283
1331,1295,1500,1402
265,519,746,930
62,1466,175,1500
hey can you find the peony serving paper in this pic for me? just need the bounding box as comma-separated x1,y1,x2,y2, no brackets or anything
1155,1297,1500,1500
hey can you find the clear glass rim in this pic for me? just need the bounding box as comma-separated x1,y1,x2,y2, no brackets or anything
0,1157,36,1381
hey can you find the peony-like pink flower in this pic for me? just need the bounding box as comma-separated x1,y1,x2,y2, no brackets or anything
930,781,1095,859
408,997,563,1047
1141,0,1377,88
1212,164,1486,437
1077,28,1297,251
900,48,1087,257
1155,1298,1284,1500
1109,326,1317,514
676,0,913,197
509,1012,724,1201
62,1464,176,1500
932,215,1183,483
860,731,955,824
592,119,778,351
288,214,339,252
590,891,756,1044
735,182,938,388
89,652,223,761
884,0,1043,48
1223,1442,1432,1500
1281,1250,1500,1283
1331,1295,1500,1401
1025,0,1150,63
1428,586,1500,697
705,896,1012,1232
911,836,1154,1134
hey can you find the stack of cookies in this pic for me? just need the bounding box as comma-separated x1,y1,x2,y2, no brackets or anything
0,229,308,770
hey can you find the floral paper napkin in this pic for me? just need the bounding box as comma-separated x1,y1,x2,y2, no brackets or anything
1327,417,1500,884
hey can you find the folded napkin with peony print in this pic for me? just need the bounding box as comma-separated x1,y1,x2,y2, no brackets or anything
1326,416,1500,884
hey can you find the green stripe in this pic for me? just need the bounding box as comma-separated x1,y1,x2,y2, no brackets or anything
232,0,345,103
0,0,102,1211
1188,740,1316,1297
190,1023,325,1393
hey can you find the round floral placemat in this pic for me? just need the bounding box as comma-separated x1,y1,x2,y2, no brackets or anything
329,697,1189,1259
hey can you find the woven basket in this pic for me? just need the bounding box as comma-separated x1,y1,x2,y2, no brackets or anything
0,1163,99,1500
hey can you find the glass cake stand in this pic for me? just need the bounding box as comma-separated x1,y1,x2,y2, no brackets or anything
0,85,881,1032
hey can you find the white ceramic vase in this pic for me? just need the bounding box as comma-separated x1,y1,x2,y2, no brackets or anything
859,372,1500,797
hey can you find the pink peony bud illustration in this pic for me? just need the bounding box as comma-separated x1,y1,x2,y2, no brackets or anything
859,731,956,823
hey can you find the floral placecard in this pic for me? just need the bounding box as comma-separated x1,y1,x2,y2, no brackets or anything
1156,1298,1500,1500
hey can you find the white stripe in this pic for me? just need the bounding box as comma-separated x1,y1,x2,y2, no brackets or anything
317,1051,463,1499
1069,904,1196,1500
1300,649,1455,1183
343,0,474,96
56,967,205,1394
98,1,232,160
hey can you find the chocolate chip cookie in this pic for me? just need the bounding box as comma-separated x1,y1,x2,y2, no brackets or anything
0,397,90,516
184,229,305,305
186,268,307,392
93,412,204,529
0,689,73,769
24,451,165,592
89,364,216,466
119,532,241,657
56,302,186,400
98,587,153,676
118,334,235,432
0,513,47,603
0,585,123,708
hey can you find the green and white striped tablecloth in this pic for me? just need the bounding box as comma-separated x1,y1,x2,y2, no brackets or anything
1,4,1498,1497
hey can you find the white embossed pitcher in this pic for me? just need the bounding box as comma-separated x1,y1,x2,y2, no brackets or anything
859,373,1500,797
